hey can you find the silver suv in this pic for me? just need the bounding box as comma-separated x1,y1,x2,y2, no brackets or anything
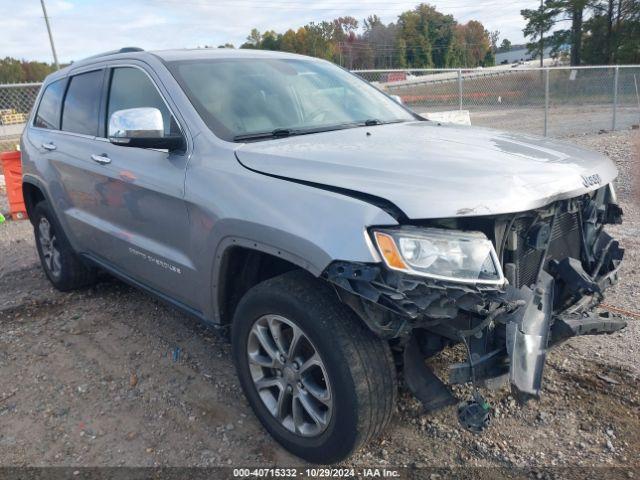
21,47,625,463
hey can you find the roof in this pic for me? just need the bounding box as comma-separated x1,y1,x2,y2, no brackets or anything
151,48,311,62
45,47,317,83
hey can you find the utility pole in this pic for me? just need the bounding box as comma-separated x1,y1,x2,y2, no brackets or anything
40,0,60,70
539,0,544,67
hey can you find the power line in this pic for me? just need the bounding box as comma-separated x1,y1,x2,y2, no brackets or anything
148,0,530,5
119,0,534,12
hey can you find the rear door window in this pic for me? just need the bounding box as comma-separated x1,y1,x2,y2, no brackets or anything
61,70,103,136
34,79,65,129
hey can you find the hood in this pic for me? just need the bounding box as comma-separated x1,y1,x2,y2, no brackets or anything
235,121,618,219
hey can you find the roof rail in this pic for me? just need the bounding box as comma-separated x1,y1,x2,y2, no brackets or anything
79,47,145,62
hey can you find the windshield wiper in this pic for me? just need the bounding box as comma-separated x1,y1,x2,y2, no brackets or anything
233,119,409,142
233,128,295,142
234,124,357,142
361,118,411,126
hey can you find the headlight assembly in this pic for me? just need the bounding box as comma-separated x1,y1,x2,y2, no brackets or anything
372,227,505,285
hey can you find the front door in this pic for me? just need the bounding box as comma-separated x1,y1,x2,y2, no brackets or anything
55,64,196,308
88,65,196,307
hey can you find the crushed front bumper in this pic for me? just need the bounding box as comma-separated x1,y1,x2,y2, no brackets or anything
325,188,626,404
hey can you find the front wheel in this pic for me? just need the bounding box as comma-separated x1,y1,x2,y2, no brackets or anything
231,270,397,464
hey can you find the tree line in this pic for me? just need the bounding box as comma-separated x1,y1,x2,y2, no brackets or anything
0,58,57,84
522,0,639,65
237,4,497,69
1,0,637,83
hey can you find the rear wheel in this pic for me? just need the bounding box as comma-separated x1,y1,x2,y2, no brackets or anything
32,201,97,291
231,270,397,464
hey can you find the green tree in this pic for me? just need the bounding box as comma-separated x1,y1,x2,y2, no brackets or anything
241,28,262,49
583,0,640,64
498,38,512,52
0,58,24,83
394,37,408,68
489,30,500,53
484,50,496,66
445,26,468,67
397,9,433,67
464,20,493,66
546,0,590,65
413,4,456,68
280,29,298,53
260,30,281,51
237,4,496,69
522,1,559,66
0,58,56,83
363,15,400,68
21,61,53,82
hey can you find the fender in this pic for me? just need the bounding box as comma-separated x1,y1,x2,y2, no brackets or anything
210,235,321,324
204,214,346,324
22,173,85,253
22,174,50,221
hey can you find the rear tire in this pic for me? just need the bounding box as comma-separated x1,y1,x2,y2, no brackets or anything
32,201,97,291
231,270,397,464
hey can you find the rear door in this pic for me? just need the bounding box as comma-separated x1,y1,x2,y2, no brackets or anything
24,77,69,218
41,68,108,252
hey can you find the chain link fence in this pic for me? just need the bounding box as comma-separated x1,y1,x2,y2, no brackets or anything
0,82,41,150
1,66,639,147
354,65,640,137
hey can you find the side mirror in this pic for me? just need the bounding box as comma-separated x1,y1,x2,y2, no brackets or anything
390,95,403,105
108,107,184,150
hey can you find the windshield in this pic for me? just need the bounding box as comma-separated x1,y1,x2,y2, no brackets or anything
167,57,416,141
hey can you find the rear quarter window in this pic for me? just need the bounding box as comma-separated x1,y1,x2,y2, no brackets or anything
34,79,65,129
61,70,104,136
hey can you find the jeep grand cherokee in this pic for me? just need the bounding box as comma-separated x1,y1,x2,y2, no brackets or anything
21,47,625,463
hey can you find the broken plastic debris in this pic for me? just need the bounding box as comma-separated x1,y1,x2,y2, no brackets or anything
457,392,492,433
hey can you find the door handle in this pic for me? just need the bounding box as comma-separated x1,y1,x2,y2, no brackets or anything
91,154,111,165
42,142,56,151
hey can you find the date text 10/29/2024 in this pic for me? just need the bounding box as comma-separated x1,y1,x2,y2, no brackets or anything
232,468,402,478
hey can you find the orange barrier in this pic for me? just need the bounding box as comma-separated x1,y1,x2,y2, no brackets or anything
0,150,27,220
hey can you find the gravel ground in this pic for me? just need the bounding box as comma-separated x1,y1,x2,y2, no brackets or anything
0,130,638,471
469,105,640,138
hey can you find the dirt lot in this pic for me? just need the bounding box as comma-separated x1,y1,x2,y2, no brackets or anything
469,105,640,138
0,130,638,472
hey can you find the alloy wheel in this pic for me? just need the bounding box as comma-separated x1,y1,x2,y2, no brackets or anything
247,314,333,437
38,217,62,278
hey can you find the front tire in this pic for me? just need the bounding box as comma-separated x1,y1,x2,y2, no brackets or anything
231,270,397,464
32,201,97,291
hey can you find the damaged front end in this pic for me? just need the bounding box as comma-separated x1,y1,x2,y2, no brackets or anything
325,185,626,412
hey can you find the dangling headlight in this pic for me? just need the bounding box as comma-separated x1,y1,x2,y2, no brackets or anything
372,227,505,285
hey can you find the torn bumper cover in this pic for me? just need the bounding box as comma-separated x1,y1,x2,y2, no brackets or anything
506,233,625,399
325,191,626,402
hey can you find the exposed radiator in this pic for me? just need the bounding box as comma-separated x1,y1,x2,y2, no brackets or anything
512,211,582,288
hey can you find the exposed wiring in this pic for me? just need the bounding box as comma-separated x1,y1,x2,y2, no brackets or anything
600,303,640,320
459,333,477,387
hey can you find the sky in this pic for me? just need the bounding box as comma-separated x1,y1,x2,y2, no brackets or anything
1,0,538,64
